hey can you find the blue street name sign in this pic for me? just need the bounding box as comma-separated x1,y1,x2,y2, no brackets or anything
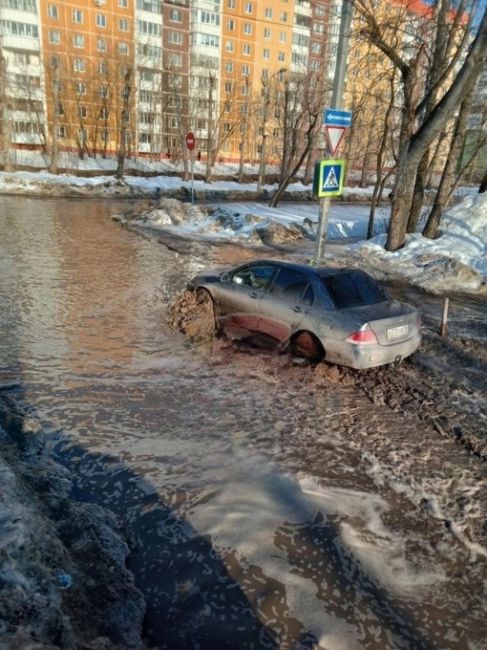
313,159,346,198
323,109,352,128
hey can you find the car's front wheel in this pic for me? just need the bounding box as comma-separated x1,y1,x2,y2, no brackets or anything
290,331,324,362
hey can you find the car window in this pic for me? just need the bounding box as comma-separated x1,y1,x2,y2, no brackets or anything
231,264,276,289
322,272,387,309
268,268,310,303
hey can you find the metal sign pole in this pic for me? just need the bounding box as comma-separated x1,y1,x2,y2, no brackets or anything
313,0,353,265
191,151,194,204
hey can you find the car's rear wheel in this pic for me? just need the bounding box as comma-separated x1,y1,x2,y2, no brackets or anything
290,331,324,362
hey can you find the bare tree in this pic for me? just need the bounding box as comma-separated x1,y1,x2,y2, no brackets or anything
269,69,326,207
0,53,13,171
48,62,60,173
116,67,133,180
355,0,487,250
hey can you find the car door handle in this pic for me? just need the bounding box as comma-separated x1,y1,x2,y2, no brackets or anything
249,292,259,299
291,305,303,313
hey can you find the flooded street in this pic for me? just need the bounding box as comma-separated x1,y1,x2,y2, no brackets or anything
0,197,486,649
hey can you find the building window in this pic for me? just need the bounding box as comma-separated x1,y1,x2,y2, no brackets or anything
101,128,109,142
242,64,249,75
227,19,234,30
278,51,285,62
279,31,287,42
49,29,60,44
99,85,109,98
72,9,83,23
227,0,235,7
119,42,129,55
47,4,58,19
78,106,87,118
168,53,182,67
200,10,219,25
99,61,108,74
57,126,65,138
73,58,85,72
169,8,182,22
97,37,107,51
263,48,270,59
265,7,272,18
51,55,59,68
243,44,251,55
244,22,252,35
73,34,84,48
244,2,252,13
225,60,233,73
224,81,232,93
57,102,64,115
119,0,128,6
226,40,234,52
75,81,86,94
96,14,107,28
119,18,128,31
264,28,271,39
281,12,288,21
168,31,183,44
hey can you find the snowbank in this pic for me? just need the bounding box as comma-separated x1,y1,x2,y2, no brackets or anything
351,193,487,294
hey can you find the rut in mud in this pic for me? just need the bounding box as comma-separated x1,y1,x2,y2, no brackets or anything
169,289,487,551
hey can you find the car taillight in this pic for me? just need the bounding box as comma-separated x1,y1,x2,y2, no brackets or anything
346,327,378,345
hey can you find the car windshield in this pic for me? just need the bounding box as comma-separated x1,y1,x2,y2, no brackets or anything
322,271,388,309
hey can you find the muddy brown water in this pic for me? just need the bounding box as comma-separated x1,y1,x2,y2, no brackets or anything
1,196,486,649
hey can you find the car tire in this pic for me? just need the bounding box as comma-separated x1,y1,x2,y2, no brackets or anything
291,331,324,362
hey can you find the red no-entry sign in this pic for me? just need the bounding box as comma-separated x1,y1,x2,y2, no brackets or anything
185,132,196,151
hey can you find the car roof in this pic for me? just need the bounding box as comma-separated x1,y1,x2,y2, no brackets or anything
242,259,354,278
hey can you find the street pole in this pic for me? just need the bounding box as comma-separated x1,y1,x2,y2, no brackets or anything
313,0,354,264
191,149,195,204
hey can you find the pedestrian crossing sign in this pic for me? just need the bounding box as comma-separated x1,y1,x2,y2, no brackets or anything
313,159,346,198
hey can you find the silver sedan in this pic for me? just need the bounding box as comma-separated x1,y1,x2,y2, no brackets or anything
188,260,421,369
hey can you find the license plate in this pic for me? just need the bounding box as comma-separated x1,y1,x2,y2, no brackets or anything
387,324,409,340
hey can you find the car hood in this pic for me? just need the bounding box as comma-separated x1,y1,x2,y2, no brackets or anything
188,273,222,288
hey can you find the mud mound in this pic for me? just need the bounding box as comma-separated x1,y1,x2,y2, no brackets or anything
168,289,215,342
0,401,146,650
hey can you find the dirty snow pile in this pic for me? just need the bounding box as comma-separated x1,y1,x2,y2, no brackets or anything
351,193,487,294
119,199,316,246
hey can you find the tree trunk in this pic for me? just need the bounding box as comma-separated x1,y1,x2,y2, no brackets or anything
386,7,487,250
367,100,391,239
0,56,13,172
423,88,475,239
479,170,487,194
406,150,429,233
48,65,60,174
360,123,374,188
238,82,249,183
386,150,423,250
205,76,214,183
116,70,132,181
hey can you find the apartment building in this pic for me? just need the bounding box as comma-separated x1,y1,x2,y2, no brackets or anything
0,0,332,164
